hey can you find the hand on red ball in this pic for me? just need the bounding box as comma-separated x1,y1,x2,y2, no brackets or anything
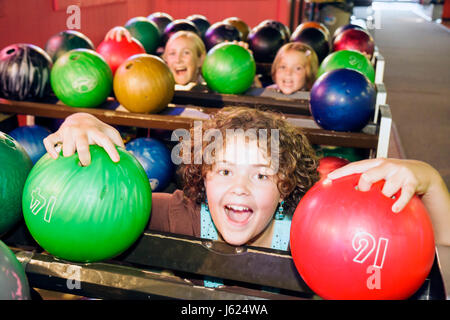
105,26,132,43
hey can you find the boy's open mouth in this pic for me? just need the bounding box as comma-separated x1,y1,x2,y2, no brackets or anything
224,204,253,225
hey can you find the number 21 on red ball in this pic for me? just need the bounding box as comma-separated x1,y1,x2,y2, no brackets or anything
352,231,389,269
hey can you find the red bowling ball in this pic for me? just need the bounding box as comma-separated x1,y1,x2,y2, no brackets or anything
290,174,435,300
333,28,375,60
96,37,146,75
317,156,350,179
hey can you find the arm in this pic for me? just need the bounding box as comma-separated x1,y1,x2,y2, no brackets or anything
43,112,125,166
327,158,450,246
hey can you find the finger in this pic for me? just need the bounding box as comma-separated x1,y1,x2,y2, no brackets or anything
357,163,398,192
91,132,120,162
73,131,91,166
105,127,125,148
43,132,62,159
327,158,384,180
62,129,76,158
105,30,114,41
125,32,132,42
392,183,416,213
380,170,406,198
115,31,122,42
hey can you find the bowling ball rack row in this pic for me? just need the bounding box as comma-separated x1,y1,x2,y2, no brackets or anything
0,83,447,300
0,83,388,156
4,226,449,300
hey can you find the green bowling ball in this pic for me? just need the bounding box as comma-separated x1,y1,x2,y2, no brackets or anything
314,145,366,162
50,49,112,108
0,240,31,300
0,132,33,237
317,50,375,83
22,145,152,263
125,17,160,54
202,42,256,94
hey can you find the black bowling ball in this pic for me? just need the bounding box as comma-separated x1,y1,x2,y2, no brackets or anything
0,43,52,101
44,30,94,62
162,19,200,46
258,19,291,43
290,27,330,63
204,22,242,51
187,14,211,39
248,24,287,63
148,12,174,36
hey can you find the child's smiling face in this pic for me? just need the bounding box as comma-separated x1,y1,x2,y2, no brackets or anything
274,50,308,95
164,36,203,85
204,134,281,246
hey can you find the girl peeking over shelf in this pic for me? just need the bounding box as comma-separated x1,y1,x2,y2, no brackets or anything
266,42,319,95
44,107,319,249
43,107,450,249
104,26,206,90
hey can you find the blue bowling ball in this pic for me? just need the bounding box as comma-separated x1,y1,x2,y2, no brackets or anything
125,137,174,192
310,68,376,132
9,125,52,164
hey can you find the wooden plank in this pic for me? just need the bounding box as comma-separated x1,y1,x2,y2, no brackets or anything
0,98,195,131
0,98,378,148
172,90,311,115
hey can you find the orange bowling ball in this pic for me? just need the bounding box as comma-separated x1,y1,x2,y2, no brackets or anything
223,17,251,41
294,21,331,42
113,54,174,113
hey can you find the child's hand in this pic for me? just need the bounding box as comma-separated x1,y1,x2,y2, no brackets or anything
228,40,253,55
105,26,132,42
326,158,440,213
43,113,125,166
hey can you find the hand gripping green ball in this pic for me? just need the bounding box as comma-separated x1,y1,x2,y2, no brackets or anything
22,145,151,263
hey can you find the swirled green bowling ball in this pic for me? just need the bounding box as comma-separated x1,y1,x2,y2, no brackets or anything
125,17,160,54
50,49,112,107
22,145,151,263
317,50,375,83
202,42,256,94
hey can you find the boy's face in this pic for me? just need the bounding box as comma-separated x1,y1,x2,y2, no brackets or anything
164,37,204,85
204,135,281,247
274,50,308,95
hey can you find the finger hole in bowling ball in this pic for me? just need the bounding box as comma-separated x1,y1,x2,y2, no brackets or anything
70,55,79,61
6,48,15,55
126,63,133,70
3,133,15,146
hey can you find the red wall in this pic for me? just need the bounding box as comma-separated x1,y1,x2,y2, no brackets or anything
0,0,292,50
443,0,450,19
